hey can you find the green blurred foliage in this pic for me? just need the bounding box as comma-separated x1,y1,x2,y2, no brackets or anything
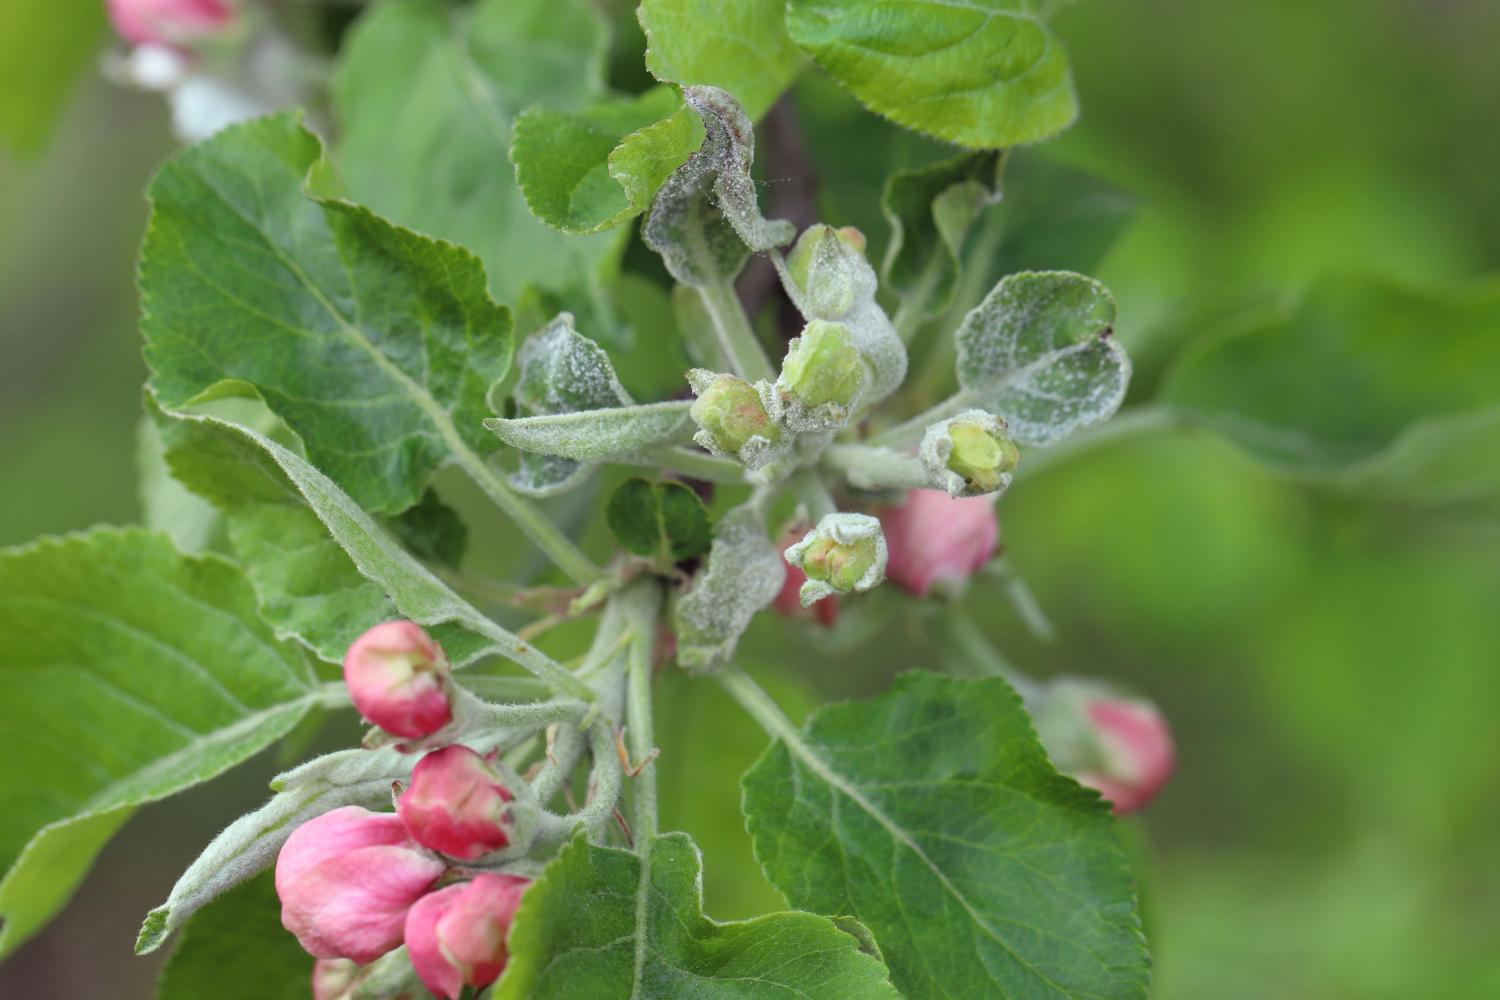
3,0,1500,997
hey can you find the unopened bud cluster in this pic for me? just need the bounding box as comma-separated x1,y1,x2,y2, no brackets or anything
920,409,1020,498
278,622,531,998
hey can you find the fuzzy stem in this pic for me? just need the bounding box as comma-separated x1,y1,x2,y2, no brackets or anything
792,468,838,521
696,278,777,384
823,443,931,492
620,581,665,842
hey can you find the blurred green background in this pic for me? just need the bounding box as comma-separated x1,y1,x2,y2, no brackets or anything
2,1,1499,997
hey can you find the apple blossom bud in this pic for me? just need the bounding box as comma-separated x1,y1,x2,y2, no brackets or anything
344,621,453,740
775,321,866,434
784,225,867,318
879,489,998,597
397,746,514,860
276,807,445,964
687,368,779,468
1031,680,1175,814
107,0,236,47
405,874,531,999
920,409,1019,497
772,530,838,626
783,513,887,607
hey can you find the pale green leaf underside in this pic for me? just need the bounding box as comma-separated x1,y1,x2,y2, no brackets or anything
141,112,514,516
0,529,320,958
494,832,901,999
742,671,1149,1000
674,504,784,672
786,0,1077,148
153,399,492,666
484,401,694,461
513,87,705,235
333,0,623,306
956,270,1130,446
639,0,808,121
1164,274,1500,500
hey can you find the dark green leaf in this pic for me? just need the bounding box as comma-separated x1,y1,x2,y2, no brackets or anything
785,0,1077,148
141,112,513,516
1163,275,1500,500
493,832,902,998
0,529,320,958
512,87,705,235
638,0,807,120
385,489,468,571
741,671,1149,1000
882,151,1003,319
607,478,713,563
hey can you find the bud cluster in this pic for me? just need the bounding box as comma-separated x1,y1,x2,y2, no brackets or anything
278,622,532,999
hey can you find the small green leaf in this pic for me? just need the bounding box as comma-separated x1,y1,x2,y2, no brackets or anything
485,401,695,461
674,503,784,672
508,314,635,496
643,86,796,286
138,747,409,955
153,875,313,1000
1164,275,1500,500
786,0,1078,148
607,478,713,563
141,112,514,516
741,671,1149,1000
385,489,469,571
493,832,902,999
882,151,1003,319
955,270,1130,445
638,0,807,120
333,0,624,308
0,529,320,958
513,87,705,234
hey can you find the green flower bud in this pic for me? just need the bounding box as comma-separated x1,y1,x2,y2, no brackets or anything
687,369,778,463
919,409,1019,498
783,513,887,606
784,225,867,319
780,320,866,415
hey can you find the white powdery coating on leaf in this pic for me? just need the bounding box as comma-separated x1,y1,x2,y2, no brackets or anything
642,86,795,285
484,402,693,461
919,408,1015,499
955,271,1129,447
675,504,784,672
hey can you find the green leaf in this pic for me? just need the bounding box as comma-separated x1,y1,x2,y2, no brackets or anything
0,528,321,958
785,0,1078,148
643,87,796,286
674,503,784,672
485,401,694,462
333,0,623,308
882,151,1003,319
0,0,103,153
606,478,714,563
137,414,220,554
740,671,1149,1000
983,151,1139,278
512,87,705,235
385,488,469,571
493,832,902,999
638,0,807,120
1163,275,1500,501
138,747,408,955
140,112,514,516
955,270,1130,446
149,407,589,700
154,875,311,1000
152,400,491,667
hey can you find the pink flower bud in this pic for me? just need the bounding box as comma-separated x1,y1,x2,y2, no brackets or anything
1074,697,1176,814
107,0,236,47
772,530,838,626
397,746,514,860
879,489,999,597
344,621,453,740
276,806,445,964
405,874,531,999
